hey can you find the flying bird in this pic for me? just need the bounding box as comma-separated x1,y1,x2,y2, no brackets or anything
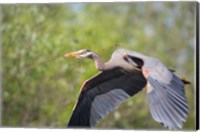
65,49,190,129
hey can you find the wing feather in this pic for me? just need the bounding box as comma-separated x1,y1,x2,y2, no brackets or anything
116,49,189,129
147,74,189,129
67,68,147,127
90,89,130,126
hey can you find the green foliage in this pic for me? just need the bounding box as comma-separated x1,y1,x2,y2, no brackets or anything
1,2,196,129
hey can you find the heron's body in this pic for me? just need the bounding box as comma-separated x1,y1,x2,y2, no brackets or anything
65,49,190,129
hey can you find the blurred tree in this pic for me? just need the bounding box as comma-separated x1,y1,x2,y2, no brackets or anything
1,2,196,129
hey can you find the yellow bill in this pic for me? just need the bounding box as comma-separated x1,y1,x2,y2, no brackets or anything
64,52,80,58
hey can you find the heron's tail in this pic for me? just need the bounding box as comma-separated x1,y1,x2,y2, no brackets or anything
169,69,190,85
180,76,191,85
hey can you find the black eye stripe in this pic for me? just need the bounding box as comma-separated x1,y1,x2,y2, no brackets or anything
85,49,91,52
82,51,87,54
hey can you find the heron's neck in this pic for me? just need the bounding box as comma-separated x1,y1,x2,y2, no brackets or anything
92,53,109,71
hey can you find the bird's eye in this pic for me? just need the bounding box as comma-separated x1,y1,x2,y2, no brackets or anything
81,51,87,54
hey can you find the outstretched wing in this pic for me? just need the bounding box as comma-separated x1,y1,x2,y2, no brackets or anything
67,67,147,127
144,62,189,129
123,50,189,129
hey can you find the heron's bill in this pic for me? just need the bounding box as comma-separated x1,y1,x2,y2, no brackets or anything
65,52,80,58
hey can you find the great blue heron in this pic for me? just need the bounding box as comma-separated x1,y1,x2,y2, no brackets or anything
65,49,190,129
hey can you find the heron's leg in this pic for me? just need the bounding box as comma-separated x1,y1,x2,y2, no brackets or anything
142,68,149,78
146,82,152,93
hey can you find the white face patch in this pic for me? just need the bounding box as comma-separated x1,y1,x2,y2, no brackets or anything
78,51,92,58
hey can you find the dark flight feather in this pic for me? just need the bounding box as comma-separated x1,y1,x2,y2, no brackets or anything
68,68,147,127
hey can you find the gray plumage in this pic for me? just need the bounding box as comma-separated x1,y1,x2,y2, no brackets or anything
90,89,130,127
66,48,190,129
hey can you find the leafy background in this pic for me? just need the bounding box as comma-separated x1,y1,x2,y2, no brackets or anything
1,2,196,130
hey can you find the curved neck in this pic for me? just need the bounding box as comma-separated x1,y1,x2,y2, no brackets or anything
92,53,105,71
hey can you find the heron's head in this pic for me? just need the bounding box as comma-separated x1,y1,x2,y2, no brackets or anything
65,49,93,59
